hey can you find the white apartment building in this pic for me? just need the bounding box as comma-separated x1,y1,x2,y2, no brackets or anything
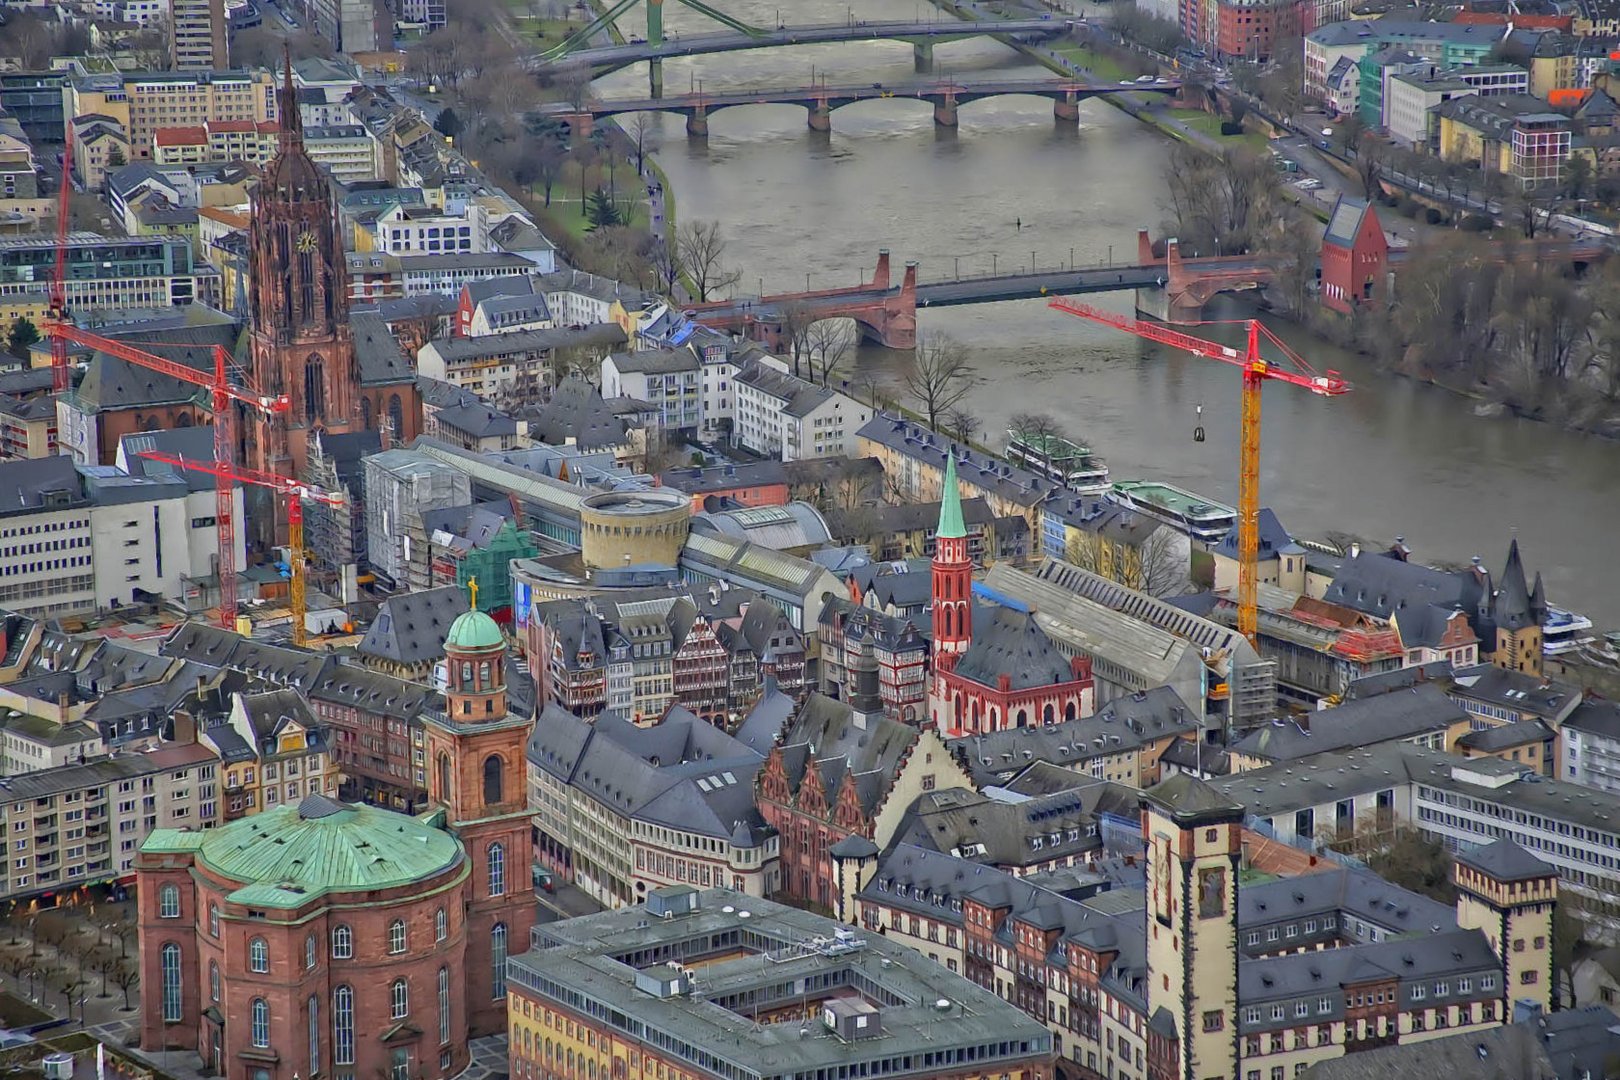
1219,742,1620,940
1561,700,1620,794
305,125,380,184
0,741,219,901
373,201,491,256
396,252,533,297
732,358,872,461
0,456,244,619
600,349,703,435
94,0,168,25
539,269,646,327
1386,65,1529,147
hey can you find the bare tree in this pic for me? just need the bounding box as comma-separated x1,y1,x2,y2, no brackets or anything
804,318,854,386
1066,526,1189,598
556,61,594,111
113,962,139,1011
649,237,684,298
777,301,816,377
676,220,742,303
944,407,979,445
1008,411,1068,447
852,371,890,411
627,112,656,175
903,331,973,432
88,946,120,998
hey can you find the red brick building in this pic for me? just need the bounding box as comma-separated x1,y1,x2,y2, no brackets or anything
746,690,970,908
422,597,537,1036
245,53,421,550
926,459,1096,737
136,794,477,1080
137,602,534,1080
1320,196,1390,314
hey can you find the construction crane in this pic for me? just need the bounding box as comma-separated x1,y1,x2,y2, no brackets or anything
138,451,344,648
45,324,290,628
1047,298,1349,645
47,125,75,394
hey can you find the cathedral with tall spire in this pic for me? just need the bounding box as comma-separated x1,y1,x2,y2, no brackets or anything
245,51,421,550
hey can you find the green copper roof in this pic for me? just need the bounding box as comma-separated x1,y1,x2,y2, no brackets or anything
937,453,967,540
446,607,504,651
143,795,462,907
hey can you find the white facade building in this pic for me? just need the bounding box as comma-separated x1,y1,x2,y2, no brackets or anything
373,201,491,256
600,349,704,435
732,358,872,461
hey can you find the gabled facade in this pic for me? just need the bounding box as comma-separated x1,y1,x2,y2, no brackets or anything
745,690,972,909
1320,196,1389,314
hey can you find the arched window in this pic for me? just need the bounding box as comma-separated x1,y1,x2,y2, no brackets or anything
249,936,269,973
488,841,506,897
388,393,404,440
388,919,406,955
207,903,219,937
438,967,451,1044
461,660,473,685
160,943,182,1021
251,998,270,1048
479,660,491,689
483,755,504,807
435,908,447,943
333,986,355,1065
390,978,409,1020
308,995,320,1076
176,413,192,428
158,884,180,918
361,396,374,431
1015,709,1028,728
331,924,353,959
491,923,508,1000
209,961,220,1003
305,354,325,422
1065,701,1078,722
1043,703,1055,725
436,752,451,799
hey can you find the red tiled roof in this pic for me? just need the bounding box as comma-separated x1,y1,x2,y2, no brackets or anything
153,126,207,147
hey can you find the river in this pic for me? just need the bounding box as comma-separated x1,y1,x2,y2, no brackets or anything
591,0,1620,629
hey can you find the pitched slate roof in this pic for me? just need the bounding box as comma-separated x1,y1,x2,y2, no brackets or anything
1456,837,1556,882
359,585,464,667
952,606,1078,692
525,374,628,450
1232,683,1466,763
525,705,769,842
352,311,415,386
952,686,1199,782
74,323,238,412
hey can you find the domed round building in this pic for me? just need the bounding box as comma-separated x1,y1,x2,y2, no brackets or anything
137,591,535,1080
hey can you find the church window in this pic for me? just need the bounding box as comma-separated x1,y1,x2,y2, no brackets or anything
436,753,451,798
488,842,506,897
305,354,325,422
479,757,498,806
389,394,404,439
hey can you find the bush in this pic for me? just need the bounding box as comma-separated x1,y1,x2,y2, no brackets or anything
1460,214,1494,233
1396,197,1419,218
1219,120,1243,136
1424,207,1444,225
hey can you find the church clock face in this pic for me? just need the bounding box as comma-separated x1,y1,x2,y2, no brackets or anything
295,229,317,253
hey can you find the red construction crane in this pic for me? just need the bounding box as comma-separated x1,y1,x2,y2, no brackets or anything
47,324,291,629
1047,298,1349,646
138,451,344,648
48,125,75,394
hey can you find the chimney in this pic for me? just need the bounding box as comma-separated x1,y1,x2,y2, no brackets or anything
1348,542,1361,558
57,690,69,726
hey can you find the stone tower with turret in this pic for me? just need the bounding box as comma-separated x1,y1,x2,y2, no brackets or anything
1454,838,1558,1019
1142,774,1243,1080
424,582,535,1035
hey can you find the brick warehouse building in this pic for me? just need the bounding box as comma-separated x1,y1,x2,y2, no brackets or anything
135,597,533,1080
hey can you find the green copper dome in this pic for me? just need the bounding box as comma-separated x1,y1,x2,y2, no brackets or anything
146,795,463,907
446,607,504,651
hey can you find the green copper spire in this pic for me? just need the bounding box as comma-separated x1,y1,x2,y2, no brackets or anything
937,453,967,540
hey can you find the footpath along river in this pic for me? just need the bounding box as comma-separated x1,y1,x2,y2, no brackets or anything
589,0,1620,627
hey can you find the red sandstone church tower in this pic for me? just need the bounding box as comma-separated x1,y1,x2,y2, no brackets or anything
423,583,535,1035
930,452,973,672
246,52,420,548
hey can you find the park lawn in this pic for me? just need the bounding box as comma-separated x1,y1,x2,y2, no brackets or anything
525,16,587,45
0,988,52,1029
1165,108,1268,150
1051,44,1129,83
